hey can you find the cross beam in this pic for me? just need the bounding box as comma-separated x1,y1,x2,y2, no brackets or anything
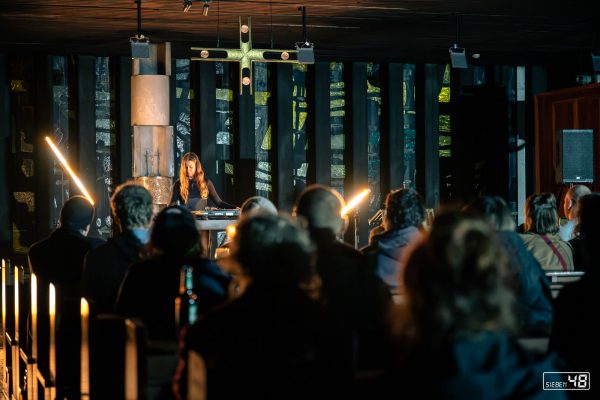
192,17,302,95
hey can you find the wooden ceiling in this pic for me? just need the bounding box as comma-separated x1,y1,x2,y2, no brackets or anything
0,0,598,64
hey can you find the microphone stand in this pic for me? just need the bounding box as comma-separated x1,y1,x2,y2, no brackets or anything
353,209,360,249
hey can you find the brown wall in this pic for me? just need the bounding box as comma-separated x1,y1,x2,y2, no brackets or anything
534,83,600,215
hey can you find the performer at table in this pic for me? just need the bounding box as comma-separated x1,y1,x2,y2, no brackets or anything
171,152,235,211
171,152,236,258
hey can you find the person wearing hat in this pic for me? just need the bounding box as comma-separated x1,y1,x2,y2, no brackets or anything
27,195,105,398
28,195,104,298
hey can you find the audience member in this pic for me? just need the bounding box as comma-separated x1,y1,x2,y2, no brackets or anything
295,184,392,369
378,213,565,399
28,195,104,298
115,206,229,341
559,184,591,241
82,183,153,313
521,193,574,271
177,213,351,400
362,188,425,291
27,195,104,399
551,193,600,374
240,195,277,216
466,196,553,335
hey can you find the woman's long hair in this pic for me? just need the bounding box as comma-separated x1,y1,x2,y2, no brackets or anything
179,152,208,204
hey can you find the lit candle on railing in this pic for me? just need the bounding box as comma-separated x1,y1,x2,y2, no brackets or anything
14,266,19,341
31,274,37,358
49,283,56,380
45,136,94,205
81,298,90,399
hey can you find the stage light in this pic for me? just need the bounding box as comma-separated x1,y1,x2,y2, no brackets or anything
183,0,192,13
45,136,95,205
342,189,371,216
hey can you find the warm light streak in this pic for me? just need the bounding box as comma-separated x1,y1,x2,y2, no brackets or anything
45,136,94,205
342,188,371,216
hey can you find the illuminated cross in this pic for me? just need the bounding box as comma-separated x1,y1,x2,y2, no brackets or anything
192,17,303,95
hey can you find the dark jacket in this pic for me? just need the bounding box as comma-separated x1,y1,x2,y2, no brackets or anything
311,228,392,369
28,227,105,298
82,230,146,314
115,255,230,341
363,332,566,400
362,226,422,290
183,285,351,400
550,267,599,374
170,178,234,210
498,231,553,335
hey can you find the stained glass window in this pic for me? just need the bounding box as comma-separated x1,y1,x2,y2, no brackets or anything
367,63,382,213
93,57,117,239
174,59,191,174
50,56,70,229
292,64,308,195
253,63,272,197
330,62,345,196
438,64,453,201
215,62,235,199
403,64,416,189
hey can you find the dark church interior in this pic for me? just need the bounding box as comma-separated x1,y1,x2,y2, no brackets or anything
1,1,599,398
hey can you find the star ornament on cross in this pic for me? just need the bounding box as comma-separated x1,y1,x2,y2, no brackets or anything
192,17,306,95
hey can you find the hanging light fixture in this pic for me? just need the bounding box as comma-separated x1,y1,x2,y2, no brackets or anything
449,13,467,68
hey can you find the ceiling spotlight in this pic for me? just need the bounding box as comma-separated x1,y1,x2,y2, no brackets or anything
183,0,192,13
202,0,210,16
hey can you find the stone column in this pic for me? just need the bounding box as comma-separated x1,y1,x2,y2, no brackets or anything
131,43,174,212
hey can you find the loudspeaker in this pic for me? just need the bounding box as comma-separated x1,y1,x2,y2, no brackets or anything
449,46,468,68
131,40,150,59
556,129,595,183
297,46,315,64
591,52,600,73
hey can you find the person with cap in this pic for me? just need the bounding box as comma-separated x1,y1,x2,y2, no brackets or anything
28,195,104,298
27,195,104,399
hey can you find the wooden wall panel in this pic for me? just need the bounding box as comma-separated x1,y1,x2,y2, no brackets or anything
535,84,600,207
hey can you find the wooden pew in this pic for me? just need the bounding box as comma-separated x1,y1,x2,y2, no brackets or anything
1,259,13,398
15,266,36,400
546,271,584,299
1,261,18,400
80,299,126,399
33,281,56,400
124,319,178,400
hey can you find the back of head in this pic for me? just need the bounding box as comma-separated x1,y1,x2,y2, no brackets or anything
149,206,199,257
403,212,515,344
232,213,315,289
59,195,94,232
111,183,153,232
240,196,277,217
565,184,592,219
465,196,515,232
385,188,425,231
576,193,600,247
524,193,558,234
295,184,345,234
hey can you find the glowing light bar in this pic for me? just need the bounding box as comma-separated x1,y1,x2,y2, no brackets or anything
342,188,371,216
45,136,94,205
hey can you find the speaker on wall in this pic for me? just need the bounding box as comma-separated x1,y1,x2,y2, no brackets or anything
556,129,595,183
